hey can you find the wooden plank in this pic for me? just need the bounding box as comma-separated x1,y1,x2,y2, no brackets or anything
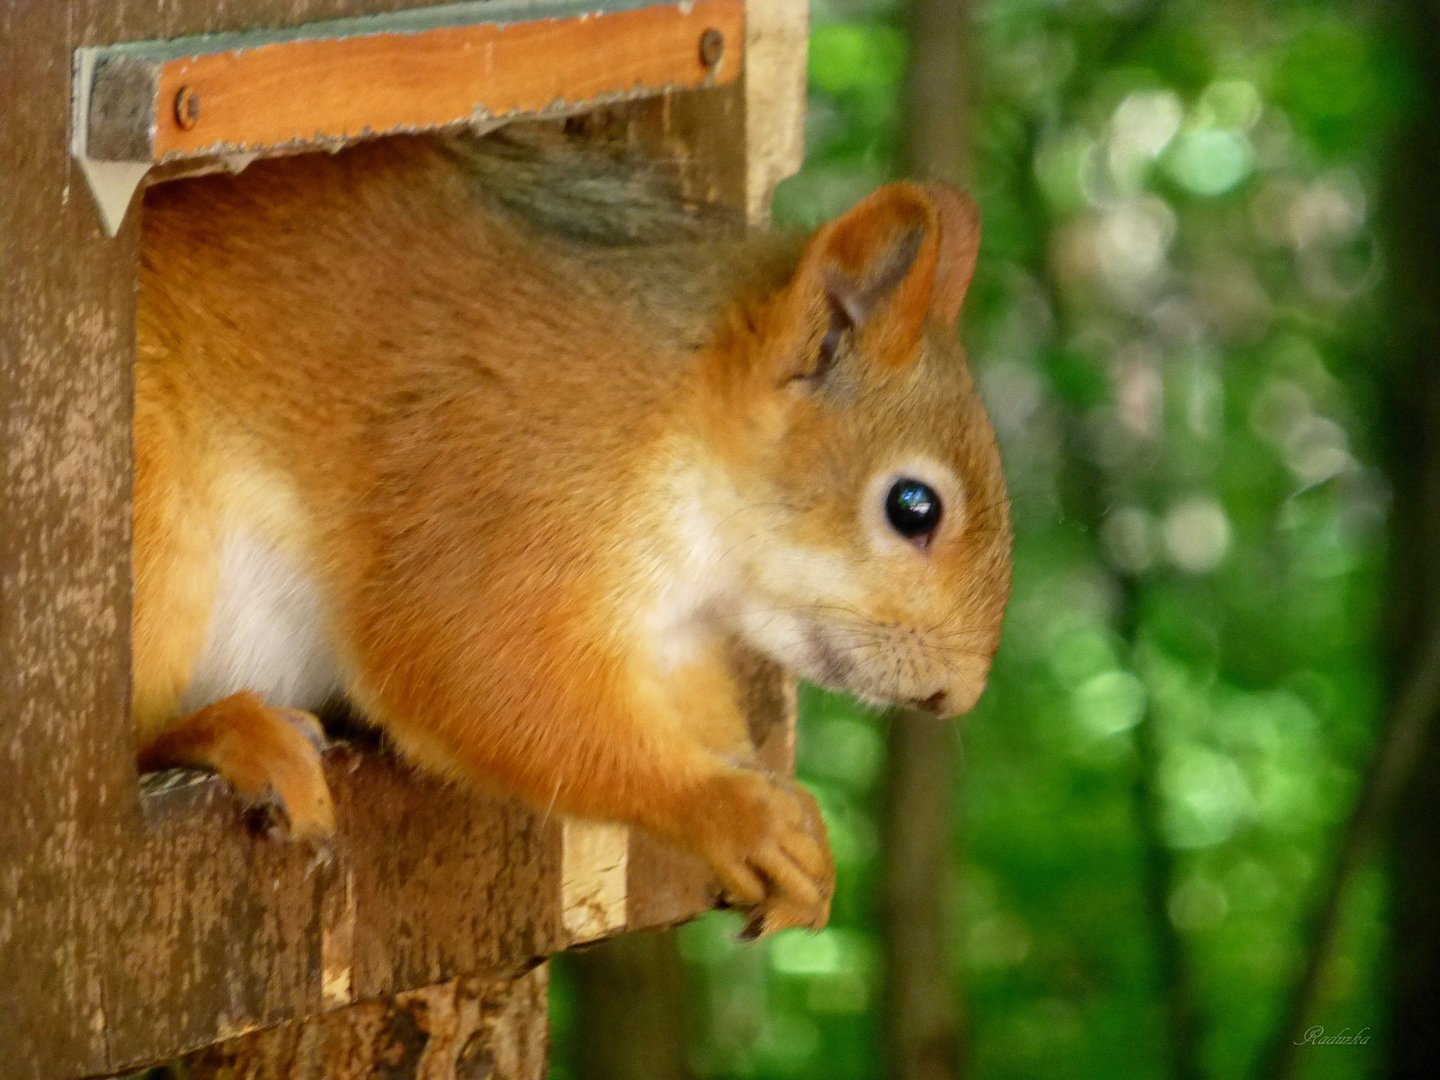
92,752,568,1067
79,0,743,165
737,0,808,223
561,821,631,944
582,0,805,224
0,0,142,1072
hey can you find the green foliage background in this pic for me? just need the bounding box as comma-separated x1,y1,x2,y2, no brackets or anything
556,1,1409,1076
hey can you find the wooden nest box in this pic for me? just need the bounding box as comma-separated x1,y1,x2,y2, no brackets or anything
0,1,807,1075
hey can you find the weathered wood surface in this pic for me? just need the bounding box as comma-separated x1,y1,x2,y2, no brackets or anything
172,966,549,1079
2,0,140,1071
0,1,806,1077
81,0,744,165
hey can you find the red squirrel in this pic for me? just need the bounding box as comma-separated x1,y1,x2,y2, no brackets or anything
132,130,1012,937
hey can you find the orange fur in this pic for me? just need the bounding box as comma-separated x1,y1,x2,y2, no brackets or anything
132,131,1012,934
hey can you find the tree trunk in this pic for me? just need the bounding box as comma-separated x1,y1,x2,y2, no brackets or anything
569,932,693,1080
902,0,974,186
1384,3,1440,1075
882,715,965,1080
880,4,975,1080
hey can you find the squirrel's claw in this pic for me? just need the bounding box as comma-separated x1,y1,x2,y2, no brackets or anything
693,768,835,939
239,707,335,844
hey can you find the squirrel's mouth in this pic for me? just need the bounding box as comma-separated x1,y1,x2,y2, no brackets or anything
804,627,948,714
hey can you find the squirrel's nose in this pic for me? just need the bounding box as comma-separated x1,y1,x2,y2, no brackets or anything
909,684,979,717
917,658,991,717
911,690,949,714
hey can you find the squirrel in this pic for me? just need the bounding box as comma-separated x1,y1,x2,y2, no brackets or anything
131,129,1012,937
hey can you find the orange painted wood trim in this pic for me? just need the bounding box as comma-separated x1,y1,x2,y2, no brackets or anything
137,1,744,161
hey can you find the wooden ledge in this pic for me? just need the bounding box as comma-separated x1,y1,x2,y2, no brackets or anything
118,745,713,1068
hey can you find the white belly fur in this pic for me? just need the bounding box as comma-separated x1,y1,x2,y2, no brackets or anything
181,531,341,713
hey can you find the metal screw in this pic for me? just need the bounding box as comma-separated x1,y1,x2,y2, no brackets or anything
174,86,201,130
699,28,724,69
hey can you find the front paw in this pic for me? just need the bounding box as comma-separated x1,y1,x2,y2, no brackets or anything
690,768,835,938
141,692,336,845
239,707,336,844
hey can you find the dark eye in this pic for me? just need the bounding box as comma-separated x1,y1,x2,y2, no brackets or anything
886,479,943,543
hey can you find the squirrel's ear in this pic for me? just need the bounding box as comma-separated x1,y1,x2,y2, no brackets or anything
922,183,981,328
785,183,980,377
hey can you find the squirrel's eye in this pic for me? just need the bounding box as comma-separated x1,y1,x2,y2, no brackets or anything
885,479,943,544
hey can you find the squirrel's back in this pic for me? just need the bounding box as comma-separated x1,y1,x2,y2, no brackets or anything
136,129,769,498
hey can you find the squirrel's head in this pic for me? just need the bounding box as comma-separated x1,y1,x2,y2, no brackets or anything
701,182,1011,718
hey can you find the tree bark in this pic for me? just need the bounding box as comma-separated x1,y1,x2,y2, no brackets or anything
880,4,976,1080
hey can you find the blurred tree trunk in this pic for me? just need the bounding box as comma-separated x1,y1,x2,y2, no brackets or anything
568,932,693,1080
1384,1,1440,1075
1120,586,1204,1080
882,716,965,1080
901,0,974,186
880,4,975,1080
1235,7,1440,1077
